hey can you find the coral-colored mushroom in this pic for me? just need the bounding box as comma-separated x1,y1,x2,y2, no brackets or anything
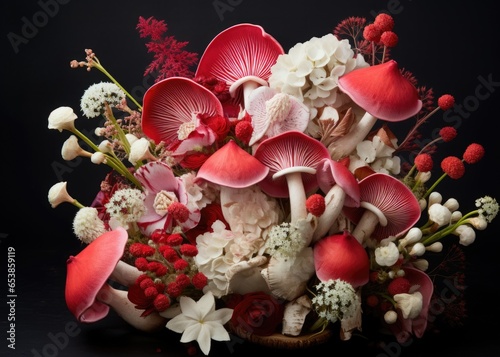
330,60,422,159
313,230,369,288
65,227,165,331
343,173,421,243
141,77,224,145
254,130,331,225
195,23,284,107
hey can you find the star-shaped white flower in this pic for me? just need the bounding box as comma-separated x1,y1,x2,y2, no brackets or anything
166,291,233,355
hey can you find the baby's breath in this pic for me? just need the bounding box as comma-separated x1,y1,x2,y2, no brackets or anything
475,196,499,223
105,188,146,223
311,279,358,323
80,82,125,118
264,222,305,259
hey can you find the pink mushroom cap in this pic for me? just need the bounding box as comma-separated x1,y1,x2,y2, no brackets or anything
196,140,269,188
338,60,422,122
65,227,128,323
316,158,360,208
141,77,224,145
195,23,284,100
343,173,421,240
253,130,331,198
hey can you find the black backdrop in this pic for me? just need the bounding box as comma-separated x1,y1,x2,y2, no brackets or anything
3,1,500,356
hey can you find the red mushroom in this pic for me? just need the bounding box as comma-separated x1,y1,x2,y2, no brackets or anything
65,227,166,331
313,230,370,288
253,130,330,227
195,23,284,107
141,77,224,146
312,158,360,242
343,173,421,244
330,60,422,159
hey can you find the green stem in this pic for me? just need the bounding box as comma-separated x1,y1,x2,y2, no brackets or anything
72,199,85,209
92,61,143,111
71,128,100,152
421,210,479,245
423,172,448,200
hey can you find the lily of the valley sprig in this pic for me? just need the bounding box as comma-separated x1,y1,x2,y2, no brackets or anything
47,13,498,355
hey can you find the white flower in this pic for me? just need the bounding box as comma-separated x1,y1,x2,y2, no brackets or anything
104,188,146,224
408,243,426,256
72,207,106,243
166,291,233,356
128,137,154,165
269,33,367,121
91,152,107,164
80,82,125,118
454,225,476,246
374,241,400,266
179,172,216,211
394,291,423,319
48,106,77,132
61,135,91,160
311,279,359,323
476,196,499,223
384,310,398,324
48,182,74,208
428,203,451,226
221,186,282,236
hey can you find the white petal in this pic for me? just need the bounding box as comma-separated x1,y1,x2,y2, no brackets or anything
207,308,233,325
166,315,194,333
180,323,201,344
196,324,212,355
179,296,201,320
206,321,231,341
196,291,216,318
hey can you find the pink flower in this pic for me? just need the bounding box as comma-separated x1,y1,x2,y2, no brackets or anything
134,161,200,236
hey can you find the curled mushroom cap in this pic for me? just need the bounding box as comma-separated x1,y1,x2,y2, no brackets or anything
195,23,284,106
343,173,421,242
65,227,128,322
317,158,360,208
338,60,422,122
141,77,223,145
196,140,269,188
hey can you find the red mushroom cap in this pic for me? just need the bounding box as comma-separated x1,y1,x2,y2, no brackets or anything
65,227,128,322
196,140,269,188
316,158,360,207
195,23,284,100
253,130,331,198
313,230,370,288
343,173,421,240
338,60,422,122
141,77,224,145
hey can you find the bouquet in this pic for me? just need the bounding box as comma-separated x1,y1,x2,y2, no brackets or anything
47,13,498,355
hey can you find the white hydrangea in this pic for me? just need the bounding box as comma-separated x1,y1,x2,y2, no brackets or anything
269,33,368,120
80,82,125,118
374,241,400,266
195,220,236,297
72,207,106,244
221,186,283,236
311,279,359,323
349,135,401,175
179,172,217,211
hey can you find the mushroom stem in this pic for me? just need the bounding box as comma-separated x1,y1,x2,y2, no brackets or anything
328,112,377,160
241,81,260,108
96,284,166,332
312,185,346,242
109,260,142,287
352,203,388,244
284,171,308,225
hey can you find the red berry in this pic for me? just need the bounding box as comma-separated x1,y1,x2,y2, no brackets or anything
414,153,433,172
441,156,465,179
438,94,455,111
387,277,411,295
463,143,485,164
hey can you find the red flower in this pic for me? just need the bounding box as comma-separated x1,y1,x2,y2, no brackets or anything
441,156,465,179
230,292,284,336
437,94,455,111
179,152,211,170
463,143,485,164
439,126,457,142
414,153,433,172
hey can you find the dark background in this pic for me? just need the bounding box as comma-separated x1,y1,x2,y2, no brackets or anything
2,1,500,356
